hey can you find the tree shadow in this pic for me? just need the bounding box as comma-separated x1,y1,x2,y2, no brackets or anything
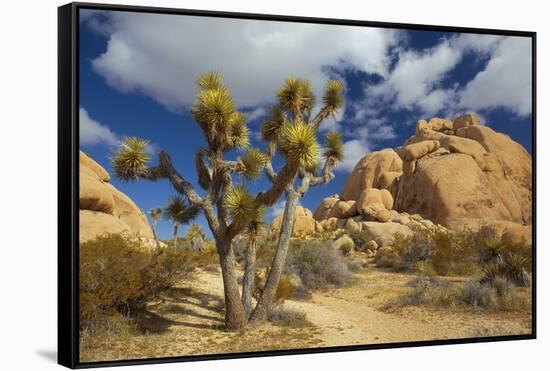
134,286,226,334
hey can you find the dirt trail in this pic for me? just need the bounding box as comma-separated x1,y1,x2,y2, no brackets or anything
200,268,531,346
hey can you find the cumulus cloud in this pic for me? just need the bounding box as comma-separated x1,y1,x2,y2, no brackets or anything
459,36,532,116
339,139,371,172
360,33,531,119
85,11,400,110
79,107,120,147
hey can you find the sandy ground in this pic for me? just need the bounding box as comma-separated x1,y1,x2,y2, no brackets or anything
80,267,531,362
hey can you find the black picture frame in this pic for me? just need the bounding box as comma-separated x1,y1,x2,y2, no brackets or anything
58,2,537,368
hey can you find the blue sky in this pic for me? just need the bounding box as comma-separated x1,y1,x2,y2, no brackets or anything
79,9,533,240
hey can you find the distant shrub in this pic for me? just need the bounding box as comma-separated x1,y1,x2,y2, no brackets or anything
348,230,374,251
480,253,531,287
285,240,353,289
461,280,496,309
338,238,354,256
79,233,194,330
375,256,396,268
268,306,310,327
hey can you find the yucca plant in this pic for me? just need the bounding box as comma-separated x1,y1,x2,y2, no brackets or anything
163,196,199,250
148,207,163,249
111,72,345,330
249,78,345,323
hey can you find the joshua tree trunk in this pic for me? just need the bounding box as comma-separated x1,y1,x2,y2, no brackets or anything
250,191,298,322
151,222,161,249
173,224,179,249
241,233,257,318
217,237,247,330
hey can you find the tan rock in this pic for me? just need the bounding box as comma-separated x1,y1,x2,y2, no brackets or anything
452,113,480,130
80,151,110,182
356,188,383,214
336,200,358,218
80,209,129,243
79,151,155,244
341,149,403,200
366,240,378,251
361,221,413,247
375,171,402,189
270,206,316,237
79,171,115,214
313,197,339,220
293,215,316,237
344,218,361,233
380,189,394,210
401,140,440,161
363,203,392,223
480,221,532,246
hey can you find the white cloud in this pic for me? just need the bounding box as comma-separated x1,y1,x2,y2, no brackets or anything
269,200,286,218
459,36,532,116
79,107,120,147
339,139,371,172
87,12,400,110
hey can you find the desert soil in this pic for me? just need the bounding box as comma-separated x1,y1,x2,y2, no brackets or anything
80,267,532,362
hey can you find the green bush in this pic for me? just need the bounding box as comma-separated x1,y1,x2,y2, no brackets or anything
79,233,195,330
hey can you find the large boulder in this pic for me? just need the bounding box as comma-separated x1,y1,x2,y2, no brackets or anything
312,113,532,241
270,206,317,237
313,197,339,220
341,149,403,200
79,151,154,244
361,221,413,247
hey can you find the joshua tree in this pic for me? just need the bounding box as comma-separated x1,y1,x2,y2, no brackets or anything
162,196,199,249
241,209,266,317
248,79,345,322
111,72,343,330
184,223,207,251
148,207,163,249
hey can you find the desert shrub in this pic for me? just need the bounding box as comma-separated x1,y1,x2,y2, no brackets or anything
461,280,496,309
268,306,310,327
79,233,194,330
392,228,433,271
191,241,219,268
338,238,354,256
480,253,531,287
285,240,353,289
487,275,513,296
348,230,374,251
383,275,459,310
376,256,396,268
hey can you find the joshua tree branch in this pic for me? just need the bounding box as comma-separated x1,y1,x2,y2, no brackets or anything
310,106,330,130
152,151,221,235
309,158,336,186
255,161,298,206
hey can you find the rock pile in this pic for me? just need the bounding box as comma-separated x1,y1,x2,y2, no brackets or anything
312,113,532,248
79,151,155,245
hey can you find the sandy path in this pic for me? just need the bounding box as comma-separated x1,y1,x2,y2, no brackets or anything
283,269,531,346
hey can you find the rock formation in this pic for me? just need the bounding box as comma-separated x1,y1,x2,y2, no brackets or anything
313,113,532,247
79,151,155,244
270,205,321,238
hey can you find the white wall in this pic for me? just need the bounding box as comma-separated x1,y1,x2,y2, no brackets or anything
0,0,546,369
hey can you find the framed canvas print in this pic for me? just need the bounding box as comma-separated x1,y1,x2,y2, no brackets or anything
58,2,536,368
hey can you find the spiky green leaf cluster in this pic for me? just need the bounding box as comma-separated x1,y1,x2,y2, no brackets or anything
111,137,151,182
185,223,206,241
277,78,315,118
191,72,251,152
240,148,268,180
227,112,250,149
197,71,222,90
163,195,200,225
224,185,265,227
323,80,345,114
261,105,285,142
323,131,345,162
278,120,319,169
149,207,163,223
